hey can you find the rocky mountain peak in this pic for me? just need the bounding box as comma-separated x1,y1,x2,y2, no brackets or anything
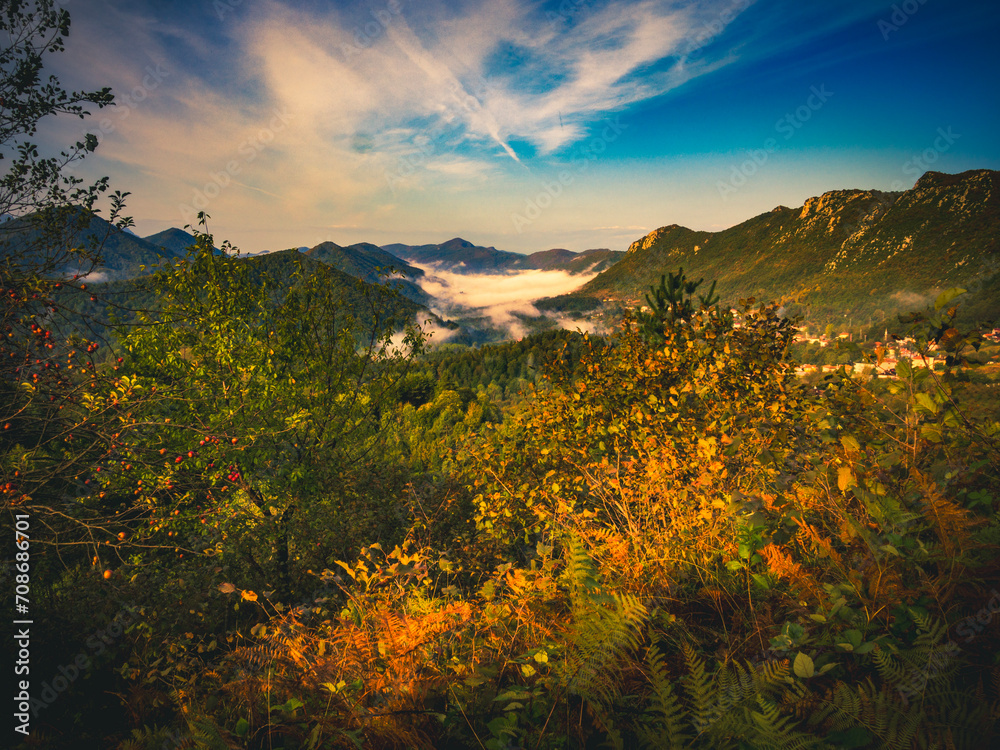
627,224,685,253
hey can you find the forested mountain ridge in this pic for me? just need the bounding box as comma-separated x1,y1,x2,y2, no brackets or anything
1,209,184,281
50,244,428,343
548,169,1000,327
515,246,624,273
142,227,199,255
384,236,624,275
303,240,431,304
304,240,424,280
383,237,524,272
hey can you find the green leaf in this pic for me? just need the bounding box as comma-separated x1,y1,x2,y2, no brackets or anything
934,287,966,311
793,652,815,678
915,392,939,414
235,718,249,737
838,435,860,453
920,424,943,443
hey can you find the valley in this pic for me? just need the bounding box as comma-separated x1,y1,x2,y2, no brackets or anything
15,168,996,356
5,1,1000,746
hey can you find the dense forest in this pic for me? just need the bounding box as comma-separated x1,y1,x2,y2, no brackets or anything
4,3,1000,748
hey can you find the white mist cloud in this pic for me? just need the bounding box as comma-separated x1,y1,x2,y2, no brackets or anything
388,315,461,355
553,316,608,336
413,262,599,339
418,319,461,346
67,269,110,283
890,290,936,310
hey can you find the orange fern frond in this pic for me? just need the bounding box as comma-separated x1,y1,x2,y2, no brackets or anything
797,521,843,565
760,543,819,603
917,475,974,559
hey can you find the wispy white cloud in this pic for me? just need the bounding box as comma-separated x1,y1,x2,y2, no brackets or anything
43,0,754,251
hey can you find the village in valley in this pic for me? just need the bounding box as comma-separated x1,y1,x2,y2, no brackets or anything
791,325,1000,379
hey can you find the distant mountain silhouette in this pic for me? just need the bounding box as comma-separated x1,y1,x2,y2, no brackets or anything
143,227,199,255
383,238,525,274
382,238,624,275
0,208,181,281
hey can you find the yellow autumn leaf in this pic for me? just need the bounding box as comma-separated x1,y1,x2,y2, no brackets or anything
241,590,258,602
837,466,855,492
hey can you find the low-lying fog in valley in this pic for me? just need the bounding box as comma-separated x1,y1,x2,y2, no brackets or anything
410,262,602,342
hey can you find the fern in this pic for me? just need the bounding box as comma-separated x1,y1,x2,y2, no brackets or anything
873,645,914,689
633,649,819,749
559,535,648,707
745,696,818,750
626,641,1000,749
681,643,718,734
118,725,192,750
187,717,233,750
638,644,690,749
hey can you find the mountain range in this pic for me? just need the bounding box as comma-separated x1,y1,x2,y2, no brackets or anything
383,237,623,275
5,168,998,339
0,210,186,281
540,169,1000,329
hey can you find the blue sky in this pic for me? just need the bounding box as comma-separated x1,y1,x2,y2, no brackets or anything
38,0,1000,254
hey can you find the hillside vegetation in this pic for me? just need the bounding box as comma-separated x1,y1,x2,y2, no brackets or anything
546,170,1000,330
303,241,431,305
1,208,184,282
3,7,999,743
7,242,1000,747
